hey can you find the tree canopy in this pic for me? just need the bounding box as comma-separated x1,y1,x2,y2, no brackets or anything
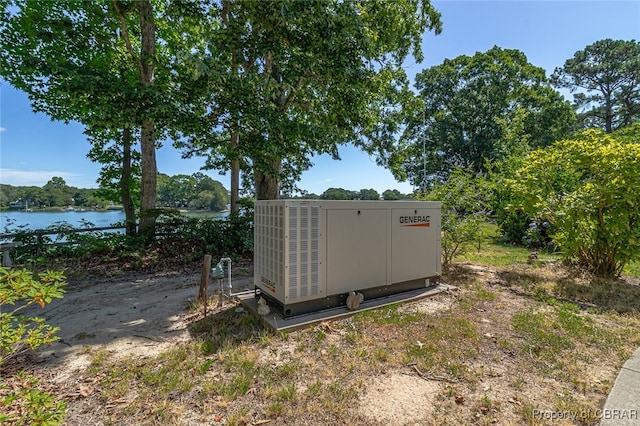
175,0,442,202
156,172,228,211
551,39,640,133
379,46,575,188
0,0,199,236
0,179,107,210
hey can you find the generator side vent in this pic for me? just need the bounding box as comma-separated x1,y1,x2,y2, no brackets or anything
255,203,284,291
287,205,321,301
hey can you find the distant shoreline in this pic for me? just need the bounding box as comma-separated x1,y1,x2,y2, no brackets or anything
0,206,123,213
1,206,229,213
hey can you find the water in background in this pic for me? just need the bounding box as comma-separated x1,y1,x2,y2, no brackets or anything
1,209,126,231
0,209,229,232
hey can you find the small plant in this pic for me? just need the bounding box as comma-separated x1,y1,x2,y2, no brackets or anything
522,218,554,249
0,267,68,425
0,268,67,365
0,373,67,425
419,169,491,268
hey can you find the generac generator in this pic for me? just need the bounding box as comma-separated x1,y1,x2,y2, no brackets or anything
253,200,441,317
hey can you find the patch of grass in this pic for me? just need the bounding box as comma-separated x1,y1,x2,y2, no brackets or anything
355,303,427,325
472,394,501,423
206,368,256,399
322,381,359,416
206,346,260,399
225,408,251,426
139,347,195,393
517,399,543,425
87,348,112,373
403,313,480,381
264,360,301,382
462,243,534,267
554,276,640,314
190,304,264,355
513,307,579,363
623,258,640,278
458,228,562,268
553,388,601,425
264,401,285,417
60,251,640,425
473,284,498,301
276,382,297,402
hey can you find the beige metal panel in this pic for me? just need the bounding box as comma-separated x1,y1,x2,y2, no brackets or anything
254,202,287,302
326,208,388,295
390,207,441,284
284,203,324,303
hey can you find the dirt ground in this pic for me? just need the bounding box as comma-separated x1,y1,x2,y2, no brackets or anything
13,268,454,425
21,270,254,381
7,263,637,425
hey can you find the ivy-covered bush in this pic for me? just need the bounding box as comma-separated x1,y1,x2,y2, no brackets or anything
153,212,253,260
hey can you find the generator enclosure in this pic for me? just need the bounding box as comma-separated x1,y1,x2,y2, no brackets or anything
254,200,441,316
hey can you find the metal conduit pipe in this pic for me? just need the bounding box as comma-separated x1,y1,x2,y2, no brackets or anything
219,257,232,294
216,257,254,298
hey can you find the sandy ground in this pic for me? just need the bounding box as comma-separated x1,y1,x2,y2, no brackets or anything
23,270,254,382
17,268,454,425
10,260,638,425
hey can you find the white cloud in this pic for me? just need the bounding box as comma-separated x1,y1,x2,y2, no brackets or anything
324,178,334,183
0,127,6,132
0,169,84,187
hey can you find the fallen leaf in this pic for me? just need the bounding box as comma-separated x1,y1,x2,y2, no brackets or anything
78,385,92,397
214,413,223,422
455,395,465,404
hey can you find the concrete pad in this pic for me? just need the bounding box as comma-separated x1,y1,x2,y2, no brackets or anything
240,283,454,332
601,348,640,426
620,348,640,373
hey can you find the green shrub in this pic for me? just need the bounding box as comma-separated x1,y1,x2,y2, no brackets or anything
420,169,491,268
153,213,253,259
507,128,640,277
7,212,254,268
0,267,68,425
0,268,66,365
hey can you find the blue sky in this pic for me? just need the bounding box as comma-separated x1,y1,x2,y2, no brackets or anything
1,0,639,195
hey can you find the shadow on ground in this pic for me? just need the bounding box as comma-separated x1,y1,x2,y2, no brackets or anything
188,303,265,355
490,266,640,314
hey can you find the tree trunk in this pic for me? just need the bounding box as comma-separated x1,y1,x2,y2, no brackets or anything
112,0,158,236
228,38,240,215
139,119,157,236
230,133,240,215
120,126,137,235
254,158,281,200
137,0,157,237
604,93,613,134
